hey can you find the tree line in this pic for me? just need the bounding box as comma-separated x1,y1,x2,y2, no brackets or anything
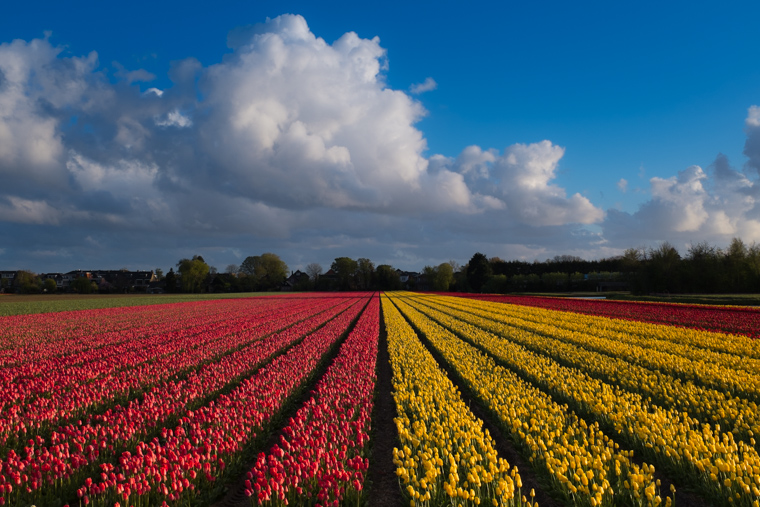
172,237,760,295
4,237,759,295
166,255,412,293
459,238,760,295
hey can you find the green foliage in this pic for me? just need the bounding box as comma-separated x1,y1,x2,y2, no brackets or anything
434,262,454,291
422,263,455,291
14,270,41,294
177,255,210,293
331,257,358,290
356,258,375,290
466,252,492,292
541,271,569,290
239,253,288,290
164,268,177,293
70,276,95,294
375,264,401,290
481,274,507,293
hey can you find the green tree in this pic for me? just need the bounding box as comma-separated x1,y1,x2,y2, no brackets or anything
724,237,750,292
245,253,288,290
466,252,493,292
685,241,720,293
239,256,257,276
541,272,569,291
646,242,682,293
356,258,375,290
375,264,401,290
331,257,359,290
154,268,164,281
164,268,177,293
42,278,57,293
14,270,41,294
433,262,454,291
482,274,508,293
422,265,437,289
177,255,210,293
748,243,760,291
71,276,95,294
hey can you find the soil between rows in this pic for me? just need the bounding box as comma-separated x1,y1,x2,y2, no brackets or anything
365,303,404,507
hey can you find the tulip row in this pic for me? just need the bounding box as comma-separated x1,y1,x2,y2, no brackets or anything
439,295,760,370
382,295,525,507
0,299,256,365
245,295,380,505
0,296,340,457
1,294,340,369
400,293,760,505
455,294,760,338
4,299,294,371
389,294,670,507
0,298,305,418
73,294,371,507
411,294,760,445
0,296,364,507
424,295,760,402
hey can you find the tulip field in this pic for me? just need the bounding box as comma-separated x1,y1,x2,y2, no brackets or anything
453,293,760,338
2,291,759,507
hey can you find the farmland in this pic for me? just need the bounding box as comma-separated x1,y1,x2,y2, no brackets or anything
0,293,280,318
1,293,759,506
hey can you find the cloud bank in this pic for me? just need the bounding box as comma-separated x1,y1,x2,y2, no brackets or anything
602,109,760,249
0,15,758,271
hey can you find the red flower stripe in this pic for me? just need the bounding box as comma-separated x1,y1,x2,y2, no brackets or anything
0,294,329,366
74,294,371,507
0,300,246,365
245,295,379,505
0,298,313,413
0,297,334,455
0,296,362,506
448,293,760,338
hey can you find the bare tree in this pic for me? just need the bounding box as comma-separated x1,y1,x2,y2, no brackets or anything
225,264,239,275
306,263,323,282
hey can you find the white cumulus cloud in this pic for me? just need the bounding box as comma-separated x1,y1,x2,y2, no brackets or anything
603,153,760,246
9,14,758,271
410,77,437,94
155,110,192,128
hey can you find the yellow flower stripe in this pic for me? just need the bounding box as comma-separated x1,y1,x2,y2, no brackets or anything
408,294,760,444
397,293,760,506
416,294,760,401
382,295,523,507
389,294,670,507
428,294,760,369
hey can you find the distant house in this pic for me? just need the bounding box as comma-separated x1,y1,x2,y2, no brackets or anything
282,270,309,291
39,273,64,290
61,270,91,289
396,270,421,289
0,271,16,292
55,269,157,292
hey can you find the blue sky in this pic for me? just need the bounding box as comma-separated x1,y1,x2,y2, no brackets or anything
1,0,759,273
